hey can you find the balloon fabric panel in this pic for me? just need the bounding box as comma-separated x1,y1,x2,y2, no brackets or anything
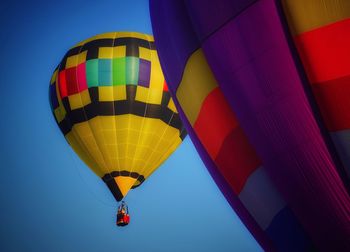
281,0,350,36
282,0,350,178
150,1,313,251
49,32,186,201
184,0,257,42
185,0,350,250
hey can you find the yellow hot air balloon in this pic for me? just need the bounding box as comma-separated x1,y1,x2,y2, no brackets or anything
49,32,186,215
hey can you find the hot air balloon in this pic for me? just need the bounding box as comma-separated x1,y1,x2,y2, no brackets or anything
150,0,350,251
49,32,186,225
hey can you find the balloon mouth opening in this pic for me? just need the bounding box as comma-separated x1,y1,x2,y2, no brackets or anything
102,171,145,201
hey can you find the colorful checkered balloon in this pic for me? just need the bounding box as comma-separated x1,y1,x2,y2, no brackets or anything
49,32,186,201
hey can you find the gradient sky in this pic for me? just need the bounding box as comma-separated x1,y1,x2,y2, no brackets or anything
0,1,262,251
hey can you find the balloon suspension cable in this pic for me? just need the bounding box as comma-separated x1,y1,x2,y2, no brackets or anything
67,147,116,208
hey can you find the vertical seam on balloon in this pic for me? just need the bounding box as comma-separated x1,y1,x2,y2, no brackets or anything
122,33,141,179
127,34,153,185
136,44,181,180
185,0,259,44
133,36,163,184
110,32,122,174
139,112,174,177
123,64,132,181
142,126,186,180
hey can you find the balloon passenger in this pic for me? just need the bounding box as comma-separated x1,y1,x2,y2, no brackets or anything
117,201,130,227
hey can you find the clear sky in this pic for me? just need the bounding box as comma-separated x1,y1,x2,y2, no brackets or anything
0,1,262,251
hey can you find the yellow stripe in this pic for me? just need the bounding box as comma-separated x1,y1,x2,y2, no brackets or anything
65,51,87,68
50,70,58,84
54,107,66,123
68,89,91,110
98,86,126,101
136,49,164,104
98,46,126,59
149,50,164,90
176,49,218,125
139,47,152,61
53,73,66,123
167,98,177,112
282,0,350,35
135,86,163,105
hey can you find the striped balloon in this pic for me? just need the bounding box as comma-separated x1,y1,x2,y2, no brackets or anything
150,1,313,251
150,0,350,251
49,32,186,202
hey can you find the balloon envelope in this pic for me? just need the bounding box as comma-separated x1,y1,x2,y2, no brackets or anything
49,32,186,201
150,0,350,251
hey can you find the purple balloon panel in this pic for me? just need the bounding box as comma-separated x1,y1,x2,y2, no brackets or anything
200,0,350,250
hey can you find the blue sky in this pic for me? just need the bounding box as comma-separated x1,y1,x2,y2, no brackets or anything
0,1,262,251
